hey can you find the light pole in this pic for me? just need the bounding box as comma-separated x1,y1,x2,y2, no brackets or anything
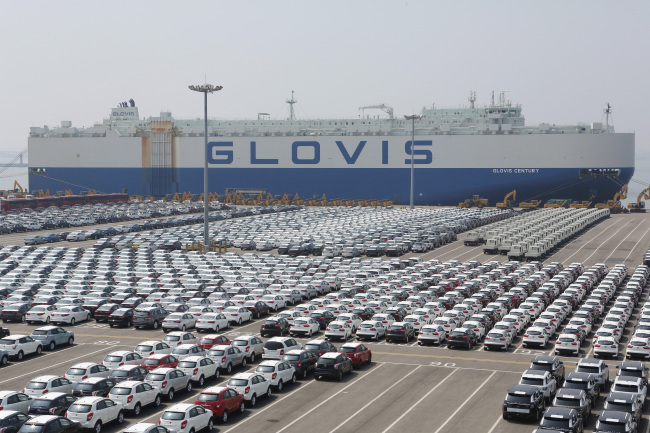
404,114,421,209
189,83,223,251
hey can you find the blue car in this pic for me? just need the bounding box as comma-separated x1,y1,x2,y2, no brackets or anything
41,233,61,243
30,326,74,351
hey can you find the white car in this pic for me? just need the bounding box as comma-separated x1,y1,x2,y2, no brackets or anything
262,337,302,359
223,307,253,325
50,306,91,325
177,355,219,386
566,318,592,336
276,311,303,324
162,313,197,332
159,403,213,433
0,335,42,360
171,344,206,360
255,360,296,391
483,329,511,351
102,351,143,369
460,320,486,339
231,335,265,363
26,305,57,324
144,368,192,400
24,375,74,397
418,324,447,345
611,377,648,402
290,317,320,337
522,327,550,348
186,306,214,319
324,321,353,340
163,332,198,347
356,320,386,341
65,362,112,383
555,333,581,356
195,313,230,332
108,381,161,415
336,313,363,331
402,315,429,332
593,338,619,359
0,390,32,412
593,328,621,344
626,337,650,360
261,295,287,312
432,317,457,335
294,304,318,316
134,341,172,357
412,308,439,323
226,373,272,406
66,397,124,432
371,313,396,327
502,314,526,334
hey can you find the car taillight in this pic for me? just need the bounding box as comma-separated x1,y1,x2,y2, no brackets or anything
193,368,199,375
297,361,303,368
272,373,277,380
87,413,94,421
628,345,633,348
612,345,617,348
246,346,250,352
150,352,154,355
571,342,577,346
245,386,250,394
127,395,134,403
180,421,187,430
161,380,167,388
42,390,48,394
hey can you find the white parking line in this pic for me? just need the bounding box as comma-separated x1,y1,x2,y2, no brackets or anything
486,415,503,433
274,363,386,433
327,366,422,433
1,343,87,369
432,371,497,433
603,219,646,263
380,368,458,433
625,223,650,262
0,345,130,383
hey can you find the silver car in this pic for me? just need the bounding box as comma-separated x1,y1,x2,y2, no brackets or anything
206,346,247,374
231,335,264,363
144,367,192,401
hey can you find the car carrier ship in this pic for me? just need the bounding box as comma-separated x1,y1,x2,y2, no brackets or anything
27,91,634,205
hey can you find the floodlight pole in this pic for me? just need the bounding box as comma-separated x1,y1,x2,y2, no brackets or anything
188,84,223,251
404,114,421,209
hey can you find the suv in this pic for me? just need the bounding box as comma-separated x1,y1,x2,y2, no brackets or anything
131,308,165,330
604,392,642,423
575,358,609,389
616,361,648,386
18,415,81,433
386,322,415,343
30,326,74,351
27,392,77,416
538,407,582,433
564,372,600,406
262,337,302,360
519,370,557,402
314,352,353,381
595,410,637,433
552,388,591,426
502,384,545,421
530,355,565,386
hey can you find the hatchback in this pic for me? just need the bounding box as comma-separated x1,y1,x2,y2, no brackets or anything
314,352,353,381
194,386,245,423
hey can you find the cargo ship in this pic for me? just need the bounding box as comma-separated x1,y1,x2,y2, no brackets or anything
27,91,634,205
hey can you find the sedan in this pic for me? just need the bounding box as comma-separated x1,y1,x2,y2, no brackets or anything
290,318,320,337
108,308,135,328
260,318,291,337
195,313,230,333
447,329,479,350
418,324,447,346
50,307,91,325
222,307,253,326
356,320,387,341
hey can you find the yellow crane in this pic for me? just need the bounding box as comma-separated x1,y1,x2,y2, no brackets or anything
628,185,650,213
595,184,628,213
496,190,517,209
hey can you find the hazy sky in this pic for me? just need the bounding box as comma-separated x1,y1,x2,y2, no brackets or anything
1,0,648,193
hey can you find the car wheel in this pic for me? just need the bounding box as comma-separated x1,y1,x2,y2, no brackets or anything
266,387,272,398
215,325,219,332
94,421,102,433
36,345,42,355
0,355,7,366
67,336,74,346
277,380,283,391
49,341,56,351
45,317,50,324
238,319,242,325
16,351,24,361
154,395,161,407
242,358,247,368
167,388,175,400
239,401,245,413
226,363,232,374
207,419,213,432
367,354,372,364
133,403,141,416
250,394,257,406
181,325,186,331
87,314,91,322
152,321,159,329
186,381,192,393
315,375,321,381
250,352,256,363
308,330,312,337
109,324,114,328
302,369,308,379
71,318,76,325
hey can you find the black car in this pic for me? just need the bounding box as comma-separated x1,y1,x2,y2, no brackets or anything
502,384,545,421
595,410,637,433
121,298,144,309
245,301,269,319
538,407,582,433
563,372,599,406
93,303,120,322
109,366,149,383
282,349,318,379
604,392,642,423
447,329,479,349
553,388,591,425
314,352,354,381
260,318,291,337
351,307,375,321
530,355,566,386
303,339,338,357
386,322,415,343
28,393,77,416
133,308,168,330
92,240,113,249
0,327,9,338
1,303,30,323
72,378,117,397
18,415,81,433
82,299,110,316
0,411,30,433
309,310,336,330
108,308,135,328
385,307,408,322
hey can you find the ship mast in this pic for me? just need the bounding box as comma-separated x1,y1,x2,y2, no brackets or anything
468,91,476,109
604,102,612,132
286,91,297,121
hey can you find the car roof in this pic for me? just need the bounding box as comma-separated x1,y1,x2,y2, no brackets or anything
606,392,637,403
507,384,537,395
598,410,631,422
555,388,586,398
32,392,69,400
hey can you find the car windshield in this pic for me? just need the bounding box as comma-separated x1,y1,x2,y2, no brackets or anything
26,382,47,390
208,350,225,356
606,401,632,412
339,347,356,353
178,361,196,368
142,359,161,366
232,340,247,347
613,383,640,393
67,368,87,375
135,345,153,352
555,397,580,407
256,366,275,373
111,370,132,377
104,356,123,362
0,339,16,345
74,383,98,391
146,374,166,381
174,349,190,354
197,393,219,402
110,387,132,395
595,420,627,432
227,379,249,386
505,393,531,404
18,424,45,433
520,377,543,386
161,412,185,420
619,369,644,379
283,355,301,362
69,404,92,413
30,399,54,408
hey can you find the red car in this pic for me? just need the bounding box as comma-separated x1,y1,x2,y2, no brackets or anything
141,354,179,371
194,385,245,423
338,342,372,367
198,334,231,350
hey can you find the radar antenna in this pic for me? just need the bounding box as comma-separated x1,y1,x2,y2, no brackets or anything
604,102,612,132
358,104,394,119
286,91,297,121
468,91,476,109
